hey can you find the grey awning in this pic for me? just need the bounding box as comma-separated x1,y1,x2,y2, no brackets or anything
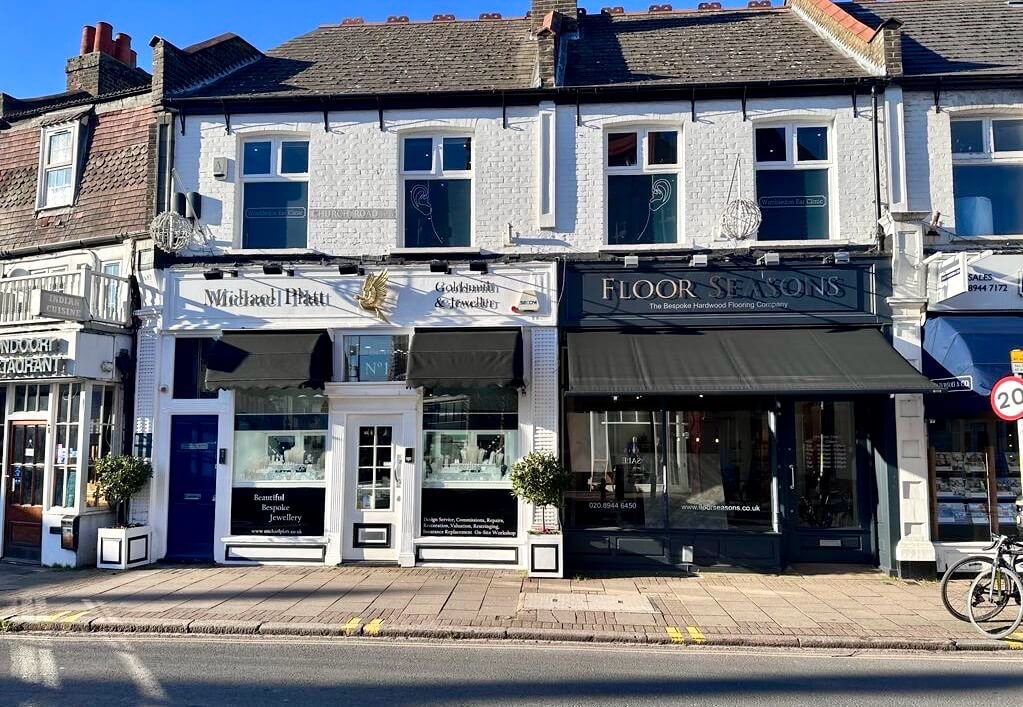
205,331,333,390
567,328,938,395
407,329,523,389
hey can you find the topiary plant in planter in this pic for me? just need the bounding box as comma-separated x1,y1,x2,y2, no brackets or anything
509,451,569,533
94,455,153,527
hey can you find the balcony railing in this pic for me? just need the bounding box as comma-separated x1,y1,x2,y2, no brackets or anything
0,269,131,327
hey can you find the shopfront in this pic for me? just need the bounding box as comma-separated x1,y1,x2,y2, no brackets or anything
919,254,1023,570
0,329,131,566
150,262,557,567
560,259,935,571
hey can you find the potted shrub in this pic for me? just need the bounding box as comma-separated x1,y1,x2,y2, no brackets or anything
94,455,154,570
510,451,568,578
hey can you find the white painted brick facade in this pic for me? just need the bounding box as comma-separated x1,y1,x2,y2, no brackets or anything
174,94,885,255
902,87,1023,232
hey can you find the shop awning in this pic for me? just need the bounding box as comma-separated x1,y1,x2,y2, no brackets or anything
923,316,1023,396
406,328,523,389
204,331,333,390
566,328,937,395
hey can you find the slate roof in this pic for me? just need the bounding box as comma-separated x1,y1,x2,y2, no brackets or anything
0,103,154,250
841,0,1023,77
565,8,871,88
185,19,539,99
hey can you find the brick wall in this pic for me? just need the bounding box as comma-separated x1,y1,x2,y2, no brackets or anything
174,94,884,256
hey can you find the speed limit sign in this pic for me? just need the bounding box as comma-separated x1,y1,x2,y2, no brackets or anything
990,376,1023,421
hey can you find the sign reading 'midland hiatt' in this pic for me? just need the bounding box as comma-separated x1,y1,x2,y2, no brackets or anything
0,337,71,378
205,287,330,308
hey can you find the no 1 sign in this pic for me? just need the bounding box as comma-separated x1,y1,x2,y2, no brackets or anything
990,376,1023,421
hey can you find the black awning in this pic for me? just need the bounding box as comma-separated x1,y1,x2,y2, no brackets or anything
567,328,938,396
205,331,333,390
407,329,523,389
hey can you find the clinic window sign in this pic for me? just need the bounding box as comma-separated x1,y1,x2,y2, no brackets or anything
0,336,71,378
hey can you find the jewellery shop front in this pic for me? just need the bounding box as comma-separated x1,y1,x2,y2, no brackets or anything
560,258,936,572
150,261,557,567
0,329,131,566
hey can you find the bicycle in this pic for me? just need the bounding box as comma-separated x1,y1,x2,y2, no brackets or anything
939,533,1023,638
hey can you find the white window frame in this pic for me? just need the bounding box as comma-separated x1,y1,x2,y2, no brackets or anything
339,330,412,384
37,123,81,210
753,122,835,241
950,117,1023,238
603,126,682,246
237,135,310,249
398,133,474,249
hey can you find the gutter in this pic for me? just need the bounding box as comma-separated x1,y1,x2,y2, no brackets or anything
0,232,144,261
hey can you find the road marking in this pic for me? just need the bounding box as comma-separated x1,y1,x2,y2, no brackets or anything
364,619,384,636
117,650,168,702
45,610,73,622
10,643,60,689
60,611,89,622
343,617,362,634
685,626,706,644
665,626,685,644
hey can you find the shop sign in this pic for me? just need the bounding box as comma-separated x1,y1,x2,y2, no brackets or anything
0,336,71,379
934,255,969,302
932,376,974,393
563,264,875,327
420,488,518,538
930,254,1023,311
30,289,89,322
230,487,326,536
1012,349,1023,377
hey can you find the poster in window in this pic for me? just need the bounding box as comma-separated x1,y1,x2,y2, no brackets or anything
230,487,325,536
420,488,517,538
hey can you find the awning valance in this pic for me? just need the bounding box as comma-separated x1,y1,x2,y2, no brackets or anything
567,328,937,396
406,328,523,389
923,316,1023,397
204,331,333,390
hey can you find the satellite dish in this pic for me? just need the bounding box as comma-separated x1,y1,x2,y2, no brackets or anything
149,211,195,253
720,199,762,241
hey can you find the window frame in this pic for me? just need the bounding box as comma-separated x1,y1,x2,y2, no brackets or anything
237,134,311,249
950,116,1023,238
36,123,81,210
603,126,682,246
753,122,835,241
398,132,474,249
340,332,411,384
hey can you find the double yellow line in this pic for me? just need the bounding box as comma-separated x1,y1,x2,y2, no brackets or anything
666,625,705,644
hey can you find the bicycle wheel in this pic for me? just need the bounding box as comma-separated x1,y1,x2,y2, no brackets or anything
967,566,1023,640
940,555,995,621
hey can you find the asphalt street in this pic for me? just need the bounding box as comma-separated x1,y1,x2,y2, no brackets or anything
1,634,1022,706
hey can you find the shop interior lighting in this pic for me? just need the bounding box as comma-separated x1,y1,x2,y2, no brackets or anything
690,254,708,267
757,252,781,266
430,260,450,274
469,260,488,274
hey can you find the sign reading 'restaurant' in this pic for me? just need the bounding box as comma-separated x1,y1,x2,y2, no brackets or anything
562,264,878,327
0,336,71,378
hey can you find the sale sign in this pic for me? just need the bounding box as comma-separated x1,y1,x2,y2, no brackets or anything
990,376,1023,422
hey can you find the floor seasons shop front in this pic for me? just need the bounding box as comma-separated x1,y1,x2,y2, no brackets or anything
560,260,935,571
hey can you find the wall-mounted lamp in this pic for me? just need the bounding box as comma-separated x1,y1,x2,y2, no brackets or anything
757,252,781,266
690,254,708,267
262,263,283,275
623,255,639,268
203,269,224,280
834,251,851,265
430,260,450,274
469,260,488,274
337,263,362,276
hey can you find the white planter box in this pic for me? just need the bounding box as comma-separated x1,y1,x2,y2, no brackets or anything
527,532,564,578
97,526,152,570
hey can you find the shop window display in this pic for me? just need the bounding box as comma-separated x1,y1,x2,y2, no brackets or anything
930,416,1021,541
233,389,328,483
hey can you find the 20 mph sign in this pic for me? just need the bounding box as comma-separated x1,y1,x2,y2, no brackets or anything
990,376,1023,421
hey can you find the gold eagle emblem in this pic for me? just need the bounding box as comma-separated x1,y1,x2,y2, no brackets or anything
356,269,392,321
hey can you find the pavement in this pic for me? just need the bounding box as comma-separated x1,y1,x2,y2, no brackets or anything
1,561,1021,651
5,634,1023,706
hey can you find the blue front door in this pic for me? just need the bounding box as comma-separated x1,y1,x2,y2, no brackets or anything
167,415,218,562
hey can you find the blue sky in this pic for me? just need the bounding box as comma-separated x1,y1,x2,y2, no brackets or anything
0,0,690,98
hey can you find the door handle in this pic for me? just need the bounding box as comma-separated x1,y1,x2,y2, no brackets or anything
789,464,796,490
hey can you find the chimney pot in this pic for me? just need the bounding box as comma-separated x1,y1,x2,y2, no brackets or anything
341,17,364,25
95,21,114,56
114,32,132,65
129,49,138,69
80,26,96,55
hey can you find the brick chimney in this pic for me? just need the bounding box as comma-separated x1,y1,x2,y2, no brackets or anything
532,0,578,88
66,21,149,96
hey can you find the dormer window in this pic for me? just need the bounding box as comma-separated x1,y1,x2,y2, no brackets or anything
38,124,80,209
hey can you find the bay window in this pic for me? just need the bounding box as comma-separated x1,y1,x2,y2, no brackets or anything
605,128,679,245
755,124,831,240
240,137,309,248
402,135,472,248
951,117,1023,236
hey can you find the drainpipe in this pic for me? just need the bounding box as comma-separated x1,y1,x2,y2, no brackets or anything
872,84,885,251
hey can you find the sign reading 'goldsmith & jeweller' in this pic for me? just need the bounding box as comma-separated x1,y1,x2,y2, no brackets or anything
0,337,71,378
